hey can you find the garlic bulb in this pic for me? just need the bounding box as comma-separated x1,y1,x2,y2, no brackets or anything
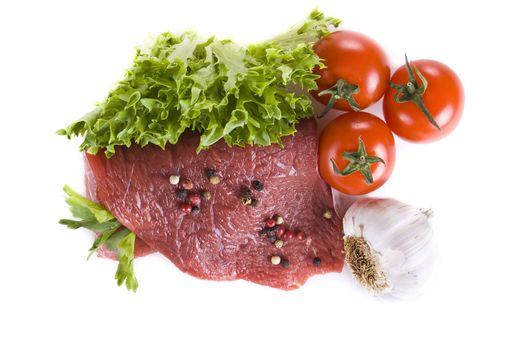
342,197,437,299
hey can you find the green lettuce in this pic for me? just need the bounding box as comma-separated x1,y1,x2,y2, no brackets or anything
58,10,340,157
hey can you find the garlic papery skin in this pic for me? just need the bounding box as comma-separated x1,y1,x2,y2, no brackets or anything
342,197,437,299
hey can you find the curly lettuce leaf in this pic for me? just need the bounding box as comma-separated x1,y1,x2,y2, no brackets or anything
59,185,139,292
58,10,340,157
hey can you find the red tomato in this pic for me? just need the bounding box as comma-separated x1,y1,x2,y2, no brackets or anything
311,31,390,114
383,59,464,142
318,112,395,195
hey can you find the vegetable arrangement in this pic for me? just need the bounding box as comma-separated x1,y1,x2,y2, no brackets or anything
311,27,462,297
58,9,463,298
313,31,464,195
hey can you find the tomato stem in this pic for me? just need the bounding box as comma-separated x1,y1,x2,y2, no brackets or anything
317,79,361,118
330,136,385,185
389,54,441,130
413,95,440,130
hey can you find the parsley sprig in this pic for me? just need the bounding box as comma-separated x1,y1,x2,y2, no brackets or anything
59,186,139,292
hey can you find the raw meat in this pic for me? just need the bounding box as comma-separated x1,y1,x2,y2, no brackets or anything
85,159,155,259
85,119,344,290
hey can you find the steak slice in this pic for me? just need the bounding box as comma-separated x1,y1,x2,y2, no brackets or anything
85,119,344,290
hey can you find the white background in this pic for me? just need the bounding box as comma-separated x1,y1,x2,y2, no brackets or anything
1,0,522,348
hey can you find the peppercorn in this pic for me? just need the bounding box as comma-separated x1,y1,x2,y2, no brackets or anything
280,259,290,268
191,205,200,214
250,198,258,207
252,180,264,191
241,197,252,206
274,239,284,248
313,257,321,266
276,226,285,238
188,193,201,206
182,178,194,190
176,189,188,200
267,226,277,236
169,175,180,185
265,218,276,228
209,175,221,185
273,215,284,225
179,203,192,214
201,190,211,201
271,255,281,265
296,231,305,240
205,168,217,178
258,229,268,238
268,235,277,243
323,209,333,219
240,186,252,198
284,229,294,240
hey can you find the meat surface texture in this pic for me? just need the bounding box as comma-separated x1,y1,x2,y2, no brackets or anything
85,119,344,290
85,156,156,259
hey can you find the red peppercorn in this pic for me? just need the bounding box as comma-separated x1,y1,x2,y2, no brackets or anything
296,231,305,240
276,226,285,238
181,179,193,190
179,203,192,214
188,193,201,206
284,229,294,240
265,218,276,228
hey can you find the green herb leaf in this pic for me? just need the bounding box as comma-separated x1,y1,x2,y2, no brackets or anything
62,185,114,223
58,10,340,157
114,230,139,292
59,186,139,292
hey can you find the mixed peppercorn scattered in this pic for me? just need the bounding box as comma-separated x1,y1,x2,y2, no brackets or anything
171,170,216,215
259,214,306,245
170,172,323,270
239,180,263,207
259,214,312,269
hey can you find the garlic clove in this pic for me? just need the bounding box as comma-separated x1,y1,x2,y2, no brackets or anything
380,249,406,272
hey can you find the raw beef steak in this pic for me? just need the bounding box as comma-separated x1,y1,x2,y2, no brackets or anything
85,162,156,259
85,119,344,290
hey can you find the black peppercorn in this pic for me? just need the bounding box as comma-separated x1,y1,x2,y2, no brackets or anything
281,259,290,268
240,186,252,198
312,257,321,266
258,229,268,238
250,198,258,207
191,205,200,214
268,235,277,243
205,168,217,178
267,226,277,237
176,189,188,200
252,180,264,191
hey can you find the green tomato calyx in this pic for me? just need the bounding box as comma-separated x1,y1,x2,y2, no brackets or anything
318,79,361,117
389,54,441,130
330,136,385,185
